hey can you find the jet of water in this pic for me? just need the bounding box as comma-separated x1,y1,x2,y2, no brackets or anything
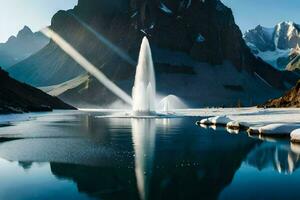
41,28,132,105
132,37,156,115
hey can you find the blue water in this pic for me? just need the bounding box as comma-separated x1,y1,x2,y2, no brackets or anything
0,111,299,200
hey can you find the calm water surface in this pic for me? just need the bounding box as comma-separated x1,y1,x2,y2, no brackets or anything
0,111,299,200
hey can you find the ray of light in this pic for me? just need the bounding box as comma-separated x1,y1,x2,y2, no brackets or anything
69,12,136,66
41,27,133,105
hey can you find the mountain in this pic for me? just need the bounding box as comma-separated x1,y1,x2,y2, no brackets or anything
260,80,300,108
0,68,74,114
244,21,300,70
0,26,49,69
286,46,300,71
7,0,299,107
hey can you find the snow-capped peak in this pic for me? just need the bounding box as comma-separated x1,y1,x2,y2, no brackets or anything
244,21,300,71
273,21,300,49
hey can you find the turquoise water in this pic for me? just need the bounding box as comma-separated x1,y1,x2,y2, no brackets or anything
0,111,299,200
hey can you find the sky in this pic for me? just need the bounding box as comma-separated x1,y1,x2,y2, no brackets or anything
221,0,300,32
0,0,78,42
0,0,300,42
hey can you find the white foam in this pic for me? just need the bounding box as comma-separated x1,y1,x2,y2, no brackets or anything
132,37,156,114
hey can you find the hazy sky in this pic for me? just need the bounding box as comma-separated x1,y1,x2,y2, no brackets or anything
0,0,299,42
0,0,78,42
221,0,300,32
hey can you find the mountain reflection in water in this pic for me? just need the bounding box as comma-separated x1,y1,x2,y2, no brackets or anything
247,138,300,174
1,112,300,199
48,118,256,200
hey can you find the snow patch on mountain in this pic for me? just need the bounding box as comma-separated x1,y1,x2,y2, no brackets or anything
160,3,173,14
131,11,138,18
257,49,292,70
196,34,205,43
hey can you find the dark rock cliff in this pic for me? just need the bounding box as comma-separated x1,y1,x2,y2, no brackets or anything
0,68,74,113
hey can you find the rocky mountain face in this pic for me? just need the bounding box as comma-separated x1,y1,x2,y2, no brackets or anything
244,21,300,70
7,0,299,107
286,47,300,71
0,68,74,114
260,80,300,108
0,26,49,69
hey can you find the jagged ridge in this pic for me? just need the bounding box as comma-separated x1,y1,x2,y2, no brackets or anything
244,21,300,70
0,26,49,69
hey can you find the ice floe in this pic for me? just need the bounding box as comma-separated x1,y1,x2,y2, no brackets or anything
258,124,300,136
194,108,300,139
227,121,243,130
210,116,232,125
291,129,300,142
197,115,232,126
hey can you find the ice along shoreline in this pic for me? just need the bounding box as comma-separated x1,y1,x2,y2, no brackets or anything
193,107,300,142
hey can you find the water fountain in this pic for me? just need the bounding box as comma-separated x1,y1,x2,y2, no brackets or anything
43,28,189,118
158,95,188,113
132,37,156,116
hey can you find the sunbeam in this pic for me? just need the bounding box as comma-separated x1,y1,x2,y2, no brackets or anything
41,27,133,105
69,12,136,66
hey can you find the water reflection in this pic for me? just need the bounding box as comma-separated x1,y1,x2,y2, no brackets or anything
18,161,33,171
0,113,280,200
132,119,156,200
50,118,257,199
247,141,300,174
50,162,138,200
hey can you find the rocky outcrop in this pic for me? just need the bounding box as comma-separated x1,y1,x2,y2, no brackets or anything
260,80,300,108
0,68,74,114
245,22,300,70
7,0,299,107
0,26,49,69
286,46,300,71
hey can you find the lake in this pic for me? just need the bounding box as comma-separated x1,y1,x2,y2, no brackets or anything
0,110,299,200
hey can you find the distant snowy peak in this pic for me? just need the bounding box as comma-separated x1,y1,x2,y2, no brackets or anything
244,21,300,71
274,21,300,50
245,21,300,52
244,25,275,52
